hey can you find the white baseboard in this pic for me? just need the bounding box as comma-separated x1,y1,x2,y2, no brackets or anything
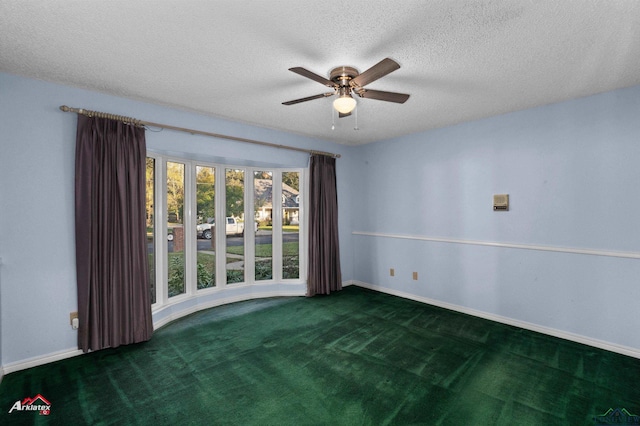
348,280,640,359
3,348,84,375
2,288,307,375
9,281,633,375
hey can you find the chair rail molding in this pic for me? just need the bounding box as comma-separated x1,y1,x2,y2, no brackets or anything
352,231,640,260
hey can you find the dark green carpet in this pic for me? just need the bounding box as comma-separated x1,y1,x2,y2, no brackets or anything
1,286,639,425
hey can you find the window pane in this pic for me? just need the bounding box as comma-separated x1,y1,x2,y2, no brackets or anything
196,166,215,289
254,171,273,281
167,161,185,297
146,158,156,304
282,172,300,279
226,169,245,284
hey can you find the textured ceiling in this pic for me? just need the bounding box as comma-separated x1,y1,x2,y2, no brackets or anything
1,1,640,145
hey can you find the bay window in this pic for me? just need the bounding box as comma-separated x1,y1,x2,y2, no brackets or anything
147,153,305,308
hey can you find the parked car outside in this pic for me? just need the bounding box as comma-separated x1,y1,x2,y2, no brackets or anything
196,218,215,239
196,217,257,239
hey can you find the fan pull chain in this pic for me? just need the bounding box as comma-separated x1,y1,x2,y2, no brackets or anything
354,105,359,131
331,105,335,130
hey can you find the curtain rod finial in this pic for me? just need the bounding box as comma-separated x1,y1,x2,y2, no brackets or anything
60,105,70,112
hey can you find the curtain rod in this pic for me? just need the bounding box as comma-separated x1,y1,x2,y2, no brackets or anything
59,105,340,159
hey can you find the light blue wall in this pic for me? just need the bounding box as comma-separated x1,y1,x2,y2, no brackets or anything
351,85,640,351
2,69,640,369
0,72,354,366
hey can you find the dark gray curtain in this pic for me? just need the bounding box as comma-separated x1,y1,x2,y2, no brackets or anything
307,154,342,296
75,115,153,352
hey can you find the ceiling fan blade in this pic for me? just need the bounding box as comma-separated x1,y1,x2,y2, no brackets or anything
350,58,400,88
282,92,334,105
358,89,409,104
288,67,335,87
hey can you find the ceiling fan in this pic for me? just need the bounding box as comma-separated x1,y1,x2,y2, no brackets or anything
282,58,410,117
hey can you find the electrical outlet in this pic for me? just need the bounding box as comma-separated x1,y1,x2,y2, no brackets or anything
412,272,418,280
70,312,79,330
390,268,395,277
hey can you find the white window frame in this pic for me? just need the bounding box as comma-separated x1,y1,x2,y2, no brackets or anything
148,153,306,311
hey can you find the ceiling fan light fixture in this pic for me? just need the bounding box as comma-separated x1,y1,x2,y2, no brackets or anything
284,58,408,114
333,89,357,114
